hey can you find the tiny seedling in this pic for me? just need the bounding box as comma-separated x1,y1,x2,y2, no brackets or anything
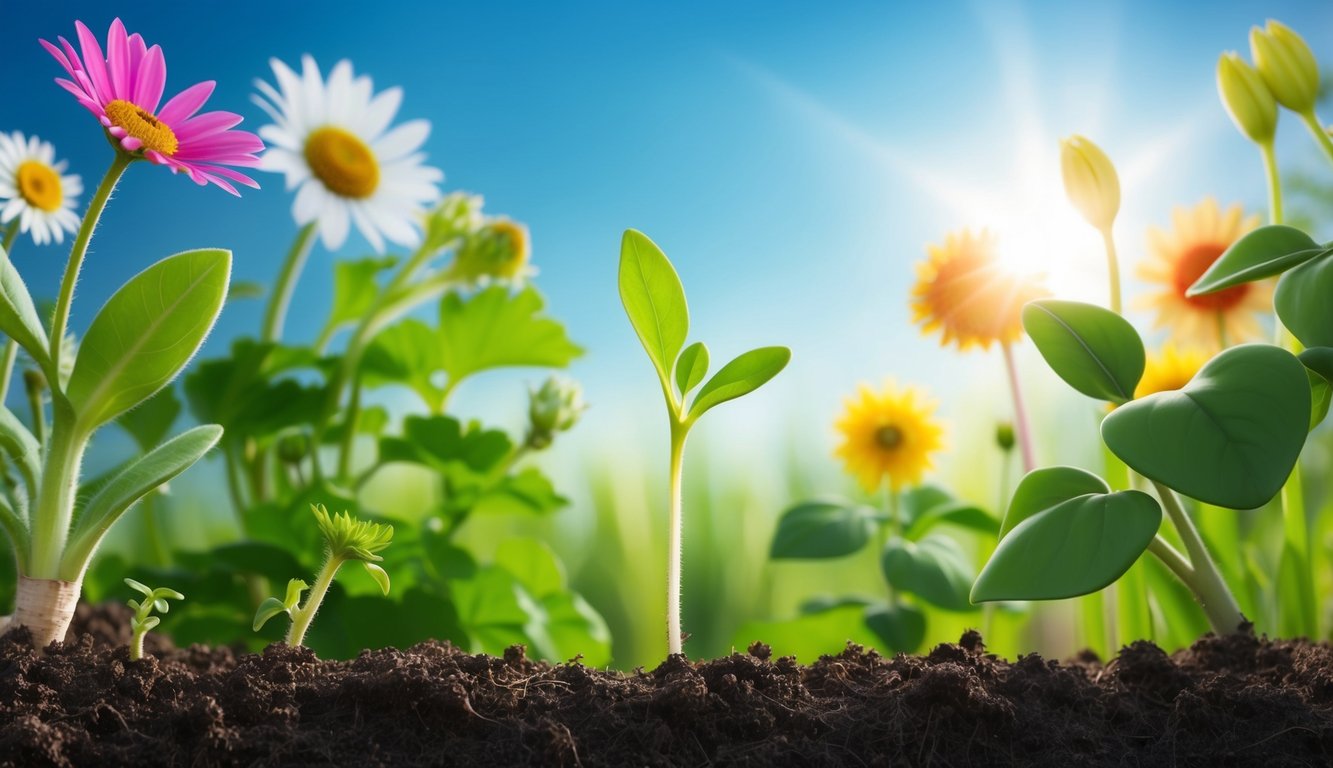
124,578,183,661
618,229,790,655
253,504,393,646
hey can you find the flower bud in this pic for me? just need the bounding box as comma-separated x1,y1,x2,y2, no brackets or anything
1250,20,1319,114
995,421,1015,452
277,432,311,465
1060,135,1120,232
451,218,532,285
421,192,484,253
526,376,584,450
1217,53,1278,144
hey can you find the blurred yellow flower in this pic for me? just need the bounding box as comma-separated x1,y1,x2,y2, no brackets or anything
1136,198,1269,349
1135,344,1209,399
911,229,1049,351
834,380,945,492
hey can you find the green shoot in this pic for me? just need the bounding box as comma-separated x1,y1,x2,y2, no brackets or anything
124,578,183,661
253,504,393,647
618,229,790,655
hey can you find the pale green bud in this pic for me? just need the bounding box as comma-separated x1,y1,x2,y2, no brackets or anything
1060,135,1120,232
1250,20,1319,114
995,421,1015,452
451,219,532,285
1217,53,1278,144
526,376,584,450
422,192,484,253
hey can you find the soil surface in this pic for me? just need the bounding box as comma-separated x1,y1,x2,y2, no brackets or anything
0,605,1329,766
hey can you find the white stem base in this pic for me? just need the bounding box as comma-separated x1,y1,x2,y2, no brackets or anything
12,577,80,649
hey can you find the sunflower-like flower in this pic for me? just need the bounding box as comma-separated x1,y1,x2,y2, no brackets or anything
834,380,945,493
911,229,1049,351
0,132,82,246
1136,198,1268,349
1134,344,1208,399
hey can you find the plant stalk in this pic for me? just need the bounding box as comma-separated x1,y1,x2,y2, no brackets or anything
29,406,89,578
999,342,1035,473
261,222,318,343
1151,482,1245,634
666,421,688,656
1299,111,1333,168
287,554,343,647
1259,140,1284,225
11,576,80,648
1099,227,1122,315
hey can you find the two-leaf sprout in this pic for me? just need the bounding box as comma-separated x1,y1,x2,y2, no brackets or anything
124,578,183,661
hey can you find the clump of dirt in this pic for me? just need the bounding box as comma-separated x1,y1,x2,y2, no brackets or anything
0,607,1329,766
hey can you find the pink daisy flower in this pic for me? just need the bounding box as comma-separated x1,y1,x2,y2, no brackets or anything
40,18,263,195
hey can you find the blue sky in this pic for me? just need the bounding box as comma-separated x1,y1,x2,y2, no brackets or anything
3,0,1333,473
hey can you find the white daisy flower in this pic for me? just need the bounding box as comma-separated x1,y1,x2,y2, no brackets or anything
0,132,82,247
253,56,443,252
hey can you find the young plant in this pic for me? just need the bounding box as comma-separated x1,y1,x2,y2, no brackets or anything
618,229,790,655
124,578,183,661
253,504,393,647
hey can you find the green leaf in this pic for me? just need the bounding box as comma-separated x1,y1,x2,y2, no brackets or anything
137,616,161,632
1000,466,1109,540
0,493,28,571
184,340,324,443
674,341,709,396
732,603,880,662
0,248,51,369
361,319,444,409
971,490,1161,602
284,578,309,609
1277,253,1333,348
494,537,565,598
539,591,612,667
1302,348,1333,430
687,346,790,420
377,416,513,497
227,280,265,302
618,229,688,390
770,500,876,559
1023,300,1144,403
1189,224,1324,295
325,256,397,336
68,249,231,429
863,603,926,654
253,597,290,631
904,501,998,540
362,562,391,595
1102,344,1310,509
62,425,224,578
116,386,182,454
123,578,151,596
881,534,976,611
0,406,41,500
439,285,582,385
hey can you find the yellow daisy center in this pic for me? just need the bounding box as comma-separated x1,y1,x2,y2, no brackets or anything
304,126,379,199
1171,242,1249,311
16,161,62,212
105,99,179,156
875,425,904,450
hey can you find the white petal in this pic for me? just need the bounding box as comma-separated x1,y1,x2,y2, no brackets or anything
372,120,430,163
318,199,350,250
292,180,327,225
349,201,385,253
356,86,402,141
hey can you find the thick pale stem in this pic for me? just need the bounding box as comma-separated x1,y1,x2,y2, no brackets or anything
287,555,343,647
1299,111,1333,168
262,223,318,343
29,411,89,578
49,153,132,372
1152,482,1245,634
11,576,79,649
1259,141,1283,226
666,423,688,656
130,629,146,661
1100,227,1122,315
1000,342,1036,473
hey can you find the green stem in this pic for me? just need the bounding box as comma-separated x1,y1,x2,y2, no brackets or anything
287,554,343,646
130,628,146,661
666,421,688,655
261,223,318,343
336,370,364,482
1151,481,1245,634
0,340,17,408
1,220,19,252
1260,140,1284,226
1100,227,1122,315
28,407,89,577
1299,110,1333,169
25,373,46,446
881,485,900,604
49,153,133,372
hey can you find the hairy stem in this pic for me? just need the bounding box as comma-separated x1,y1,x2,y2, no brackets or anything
666,421,688,656
28,405,89,578
287,554,343,647
130,627,146,661
261,222,318,343
1000,342,1036,473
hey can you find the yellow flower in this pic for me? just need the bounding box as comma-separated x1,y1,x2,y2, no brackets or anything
911,229,1049,351
1135,345,1208,399
1060,135,1120,232
1136,198,1269,349
834,380,945,492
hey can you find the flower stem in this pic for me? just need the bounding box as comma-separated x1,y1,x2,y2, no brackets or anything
1259,140,1284,225
1150,481,1245,634
261,223,318,343
0,237,17,406
29,408,90,578
1099,227,1122,315
1299,111,1333,169
286,554,344,647
1000,342,1036,473
666,421,688,656
49,152,132,373
1,220,18,252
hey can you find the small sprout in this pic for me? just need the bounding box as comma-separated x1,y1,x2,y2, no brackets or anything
124,578,183,661
253,504,393,647
525,376,585,450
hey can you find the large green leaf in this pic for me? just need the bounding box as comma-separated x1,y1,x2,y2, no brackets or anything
1000,466,1109,540
0,249,50,370
1302,348,1333,430
904,501,998,540
880,534,975,611
863,602,926,654
618,229,688,388
68,249,231,429
0,406,41,501
1277,253,1333,349
1102,344,1310,509
1189,224,1324,295
687,346,790,420
971,490,1161,602
494,537,566,598
62,424,223,579
769,500,876,559
361,319,444,409
325,256,397,336
1023,300,1144,403
184,340,324,444
438,285,582,384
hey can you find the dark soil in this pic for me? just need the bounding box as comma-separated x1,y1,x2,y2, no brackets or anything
0,606,1330,766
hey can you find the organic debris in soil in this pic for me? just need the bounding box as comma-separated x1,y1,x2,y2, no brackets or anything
0,607,1330,767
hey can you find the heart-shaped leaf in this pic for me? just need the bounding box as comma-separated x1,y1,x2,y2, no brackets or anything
619,229,688,390
687,346,790,420
881,534,975,611
1102,344,1309,509
863,602,926,654
904,501,997,540
674,341,709,396
1023,300,1144,403
770,500,876,559
971,490,1161,602
1276,253,1333,349
1189,224,1324,295
1000,466,1109,540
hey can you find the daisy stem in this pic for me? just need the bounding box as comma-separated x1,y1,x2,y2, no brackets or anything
49,152,132,372
0,237,18,407
1298,111,1333,170
1150,481,1245,635
999,342,1035,474
666,419,689,656
1099,227,1122,315
1259,140,1284,225
1,220,18,253
262,223,318,343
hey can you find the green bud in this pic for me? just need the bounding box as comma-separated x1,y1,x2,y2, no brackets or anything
995,422,1015,452
1217,52,1278,144
526,376,585,450
451,218,532,285
422,192,484,253
1250,20,1319,114
1060,135,1120,232
311,504,393,563
276,432,311,465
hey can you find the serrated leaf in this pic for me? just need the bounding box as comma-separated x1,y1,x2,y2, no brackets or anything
439,285,582,385
687,346,790,420
1189,224,1324,295
361,319,444,409
1023,300,1144,403
618,229,688,389
675,341,709,396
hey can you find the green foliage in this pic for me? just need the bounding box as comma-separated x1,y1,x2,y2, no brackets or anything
674,341,709,396
770,500,877,559
687,347,791,421
1188,224,1325,294
125,578,183,660
1301,348,1333,429
619,229,689,391
438,285,584,385
323,256,398,340
1022,300,1144,404
1276,252,1333,348
881,535,976,611
0,249,51,374
999,466,1109,540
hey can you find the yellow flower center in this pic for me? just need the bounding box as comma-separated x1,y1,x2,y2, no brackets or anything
16,161,62,212
875,425,904,450
1173,242,1248,311
304,126,379,199
105,99,179,156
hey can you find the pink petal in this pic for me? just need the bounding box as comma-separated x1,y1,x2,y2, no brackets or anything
120,136,143,151
173,111,244,140
157,81,215,125
39,38,75,78
74,21,112,103
105,18,131,100
134,45,166,114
